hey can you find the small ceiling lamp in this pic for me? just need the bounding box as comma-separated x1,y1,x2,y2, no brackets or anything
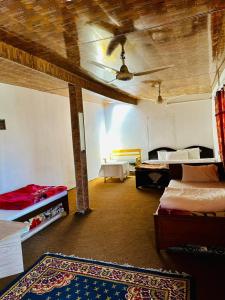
157,81,163,103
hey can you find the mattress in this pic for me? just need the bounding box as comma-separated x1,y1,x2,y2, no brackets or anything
0,191,67,221
169,179,225,189
144,158,217,164
159,180,225,216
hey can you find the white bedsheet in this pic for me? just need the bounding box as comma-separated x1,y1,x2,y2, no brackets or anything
0,191,67,221
160,186,225,212
169,179,225,189
99,161,129,181
144,158,217,164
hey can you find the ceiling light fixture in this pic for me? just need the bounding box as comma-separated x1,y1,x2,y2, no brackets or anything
157,81,163,103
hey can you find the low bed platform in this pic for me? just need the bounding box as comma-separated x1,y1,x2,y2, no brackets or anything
154,163,225,251
154,205,225,251
0,186,69,241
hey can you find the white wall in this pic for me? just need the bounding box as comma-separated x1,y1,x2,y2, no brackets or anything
0,83,75,193
0,81,215,193
83,100,106,180
104,98,214,161
0,84,105,193
104,102,147,157
170,100,213,149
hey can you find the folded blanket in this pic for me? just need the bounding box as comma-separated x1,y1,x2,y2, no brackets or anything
160,187,225,212
0,184,67,210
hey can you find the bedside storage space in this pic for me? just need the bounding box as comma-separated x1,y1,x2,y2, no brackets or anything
135,164,170,189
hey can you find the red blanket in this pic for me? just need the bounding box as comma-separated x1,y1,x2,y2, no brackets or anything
0,184,67,210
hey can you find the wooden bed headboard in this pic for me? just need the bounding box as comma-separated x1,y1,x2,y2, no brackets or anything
111,148,142,164
184,146,214,158
148,146,214,160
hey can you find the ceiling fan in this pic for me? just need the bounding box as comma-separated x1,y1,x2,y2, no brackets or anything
89,44,174,82
143,80,166,104
157,81,164,104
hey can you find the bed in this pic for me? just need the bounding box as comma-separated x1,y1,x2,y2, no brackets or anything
154,162,225,251
140,146,216,189
110,148,142,165
0,184,69,241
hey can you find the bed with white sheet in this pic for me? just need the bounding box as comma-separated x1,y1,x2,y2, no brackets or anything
144,158,217,165
160,180,225,213
154,162,225,251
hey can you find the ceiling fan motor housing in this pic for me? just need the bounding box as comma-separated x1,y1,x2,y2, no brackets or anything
116,64,133,80
157,95,163,103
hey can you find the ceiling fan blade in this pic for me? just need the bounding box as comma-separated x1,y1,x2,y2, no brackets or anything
88,20,118,34
107,35,127,56
89,61,119,73
134,65,174,76
86,70,117,85
98,77,117,85
107,78,117,84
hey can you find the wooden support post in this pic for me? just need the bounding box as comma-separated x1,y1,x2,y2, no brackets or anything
68,83,90,214
63,4,89,214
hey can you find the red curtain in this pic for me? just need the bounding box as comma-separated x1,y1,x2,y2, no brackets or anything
215,88,225,163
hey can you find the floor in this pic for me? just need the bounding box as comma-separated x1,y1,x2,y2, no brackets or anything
0,176,225,299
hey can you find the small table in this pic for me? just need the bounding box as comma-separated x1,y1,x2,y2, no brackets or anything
0,220,27,278
99,161,130,182
135,163,170,189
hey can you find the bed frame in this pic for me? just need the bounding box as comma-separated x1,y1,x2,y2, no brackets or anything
1,193,69,241
154,162,225,251
14,194,69,223
111,148,142,165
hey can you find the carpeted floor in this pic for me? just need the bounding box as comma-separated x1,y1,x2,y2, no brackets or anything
0,176,225,299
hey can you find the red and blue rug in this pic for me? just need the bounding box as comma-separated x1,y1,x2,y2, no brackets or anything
0,253,193,300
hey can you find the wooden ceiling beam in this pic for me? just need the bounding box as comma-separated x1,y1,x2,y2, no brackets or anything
0,41,138,105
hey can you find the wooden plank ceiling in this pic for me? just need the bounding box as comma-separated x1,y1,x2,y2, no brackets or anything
0,0,224,103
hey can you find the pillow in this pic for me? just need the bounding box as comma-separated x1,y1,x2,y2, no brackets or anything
157,151,167,160
166,150,188,160
186,147,200,159
182,164,219,182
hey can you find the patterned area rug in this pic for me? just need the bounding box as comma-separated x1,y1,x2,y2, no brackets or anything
0,254,193,300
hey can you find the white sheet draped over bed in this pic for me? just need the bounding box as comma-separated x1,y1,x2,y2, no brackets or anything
144,158,217,164
160,186,225,212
